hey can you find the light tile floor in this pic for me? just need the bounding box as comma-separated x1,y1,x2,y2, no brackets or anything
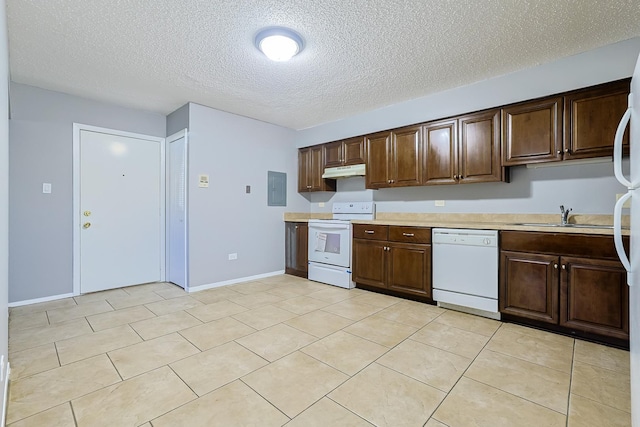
6,275,631,426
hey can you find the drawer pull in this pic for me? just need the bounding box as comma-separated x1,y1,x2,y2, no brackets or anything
402,233,415,237
364,230,375,234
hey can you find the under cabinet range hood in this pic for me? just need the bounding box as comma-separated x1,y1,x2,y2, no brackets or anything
322,164,366,178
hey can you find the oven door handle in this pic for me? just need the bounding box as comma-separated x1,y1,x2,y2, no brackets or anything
309,225,350,231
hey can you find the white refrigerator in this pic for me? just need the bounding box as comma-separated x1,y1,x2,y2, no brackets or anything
614,52,640,425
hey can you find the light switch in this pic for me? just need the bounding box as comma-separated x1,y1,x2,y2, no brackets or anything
42,183,52,194
435,200,445,207
246,185,251,194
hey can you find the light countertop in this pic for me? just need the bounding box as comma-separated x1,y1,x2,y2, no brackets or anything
284,212,630,236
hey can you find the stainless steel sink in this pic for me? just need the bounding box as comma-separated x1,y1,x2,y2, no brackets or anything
511,223,617,230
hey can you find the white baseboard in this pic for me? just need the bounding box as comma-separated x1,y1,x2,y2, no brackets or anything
187,270,285,293
8,292,76,308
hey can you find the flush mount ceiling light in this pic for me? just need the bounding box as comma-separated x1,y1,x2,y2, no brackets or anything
255,27,304,62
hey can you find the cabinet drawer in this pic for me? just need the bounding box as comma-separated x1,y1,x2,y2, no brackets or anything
353,224,388,240
389,226,431,244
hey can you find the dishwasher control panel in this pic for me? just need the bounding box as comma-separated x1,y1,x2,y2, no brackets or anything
432,228,498,247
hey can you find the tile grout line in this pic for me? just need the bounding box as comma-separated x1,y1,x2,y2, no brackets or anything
566,339,576,427
237,378,292,422
424,321,504,423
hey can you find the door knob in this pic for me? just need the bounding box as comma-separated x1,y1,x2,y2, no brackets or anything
83,222,91,229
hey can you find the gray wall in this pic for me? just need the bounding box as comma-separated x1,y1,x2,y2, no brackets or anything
9,83,166,302
166,103,189,136
0,0,9,382
302,38,640,216
187,103,307,287
309,159,630,215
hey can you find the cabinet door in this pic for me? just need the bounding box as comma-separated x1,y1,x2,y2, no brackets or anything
388,242,431,298
352,239,387,289
295,223,308,273
343,137,366,165
459,109,504,183
499,251,559,324
563,79,630,159
298,148,311,192
560,256,628,340
323,141,343,168
365,132,392,189
423,119,457,185
309,146,325,191
306,146,336,192
502,97,562,166
391,125,422,187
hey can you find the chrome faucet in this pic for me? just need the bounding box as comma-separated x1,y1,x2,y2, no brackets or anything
560,205,572,225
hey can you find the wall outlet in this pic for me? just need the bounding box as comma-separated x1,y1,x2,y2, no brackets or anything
616,193,631,208
318,202,325,208
228,253,238,260
435,200,445,207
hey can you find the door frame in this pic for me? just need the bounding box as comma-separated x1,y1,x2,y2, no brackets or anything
72,123,166,296
165,129,189,289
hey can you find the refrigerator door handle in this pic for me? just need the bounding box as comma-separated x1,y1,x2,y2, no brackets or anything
614,191,632,286
613,94,633,188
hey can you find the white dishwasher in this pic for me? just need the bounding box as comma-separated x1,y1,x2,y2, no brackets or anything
432,228,499,318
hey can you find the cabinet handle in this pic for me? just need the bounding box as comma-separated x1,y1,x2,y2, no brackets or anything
402,233,415,237
562,265,566,270
554,263,558,269
454,174,458,179
564,148,570,153
364,230,375,234
295,225,298,229
557,150,561,155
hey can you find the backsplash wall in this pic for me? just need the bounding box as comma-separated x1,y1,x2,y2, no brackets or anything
310,158,629,215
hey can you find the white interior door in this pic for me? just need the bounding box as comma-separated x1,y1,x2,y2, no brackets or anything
79,129,163,293
167,130,188,289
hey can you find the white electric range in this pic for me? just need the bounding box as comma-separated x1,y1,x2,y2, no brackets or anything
307,202,375,288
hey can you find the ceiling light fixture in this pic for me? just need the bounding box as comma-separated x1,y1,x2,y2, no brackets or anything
255,27,304,62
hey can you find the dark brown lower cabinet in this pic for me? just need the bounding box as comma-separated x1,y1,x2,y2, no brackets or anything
352,225,432,299
387,243,431,297
352,239,386,289
500,251,559,324
560,257,628,341
500,231,629,347
285,222,308,278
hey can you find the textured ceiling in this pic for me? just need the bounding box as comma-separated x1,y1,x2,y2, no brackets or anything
6,1,640,130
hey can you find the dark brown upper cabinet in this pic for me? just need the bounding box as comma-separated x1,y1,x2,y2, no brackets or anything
502,97,563,166
458,109,504,183
563,79,630,159
365,126,422,189
424,110,504,185
423,119,457,185
323,137,366,168
365,131,391,188
298,146,336,193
